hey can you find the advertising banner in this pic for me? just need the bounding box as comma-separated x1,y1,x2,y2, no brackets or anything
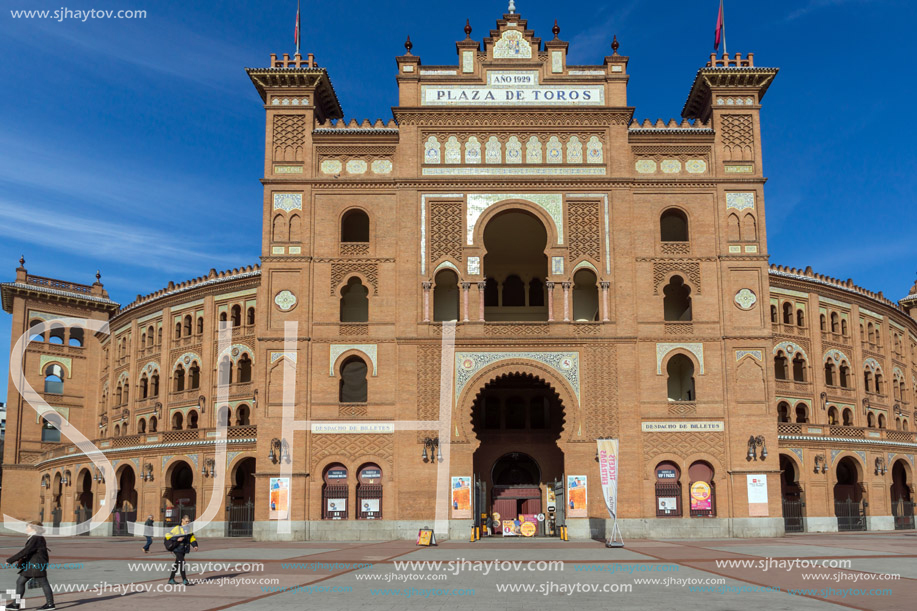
690,481,712,511
269,477,290,520
451,476,471,518
746,474,769,517
567,475,587,517
597,438,623,545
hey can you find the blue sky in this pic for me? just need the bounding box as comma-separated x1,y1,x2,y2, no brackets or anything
1,0,915,395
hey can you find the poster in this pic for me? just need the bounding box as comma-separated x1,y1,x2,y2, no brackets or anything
658,497,678,513
567,475,587,517
690,481,712,511
269,477,290,520
546,487,556,511
746,474,769,517
451,476,471,518
361,499,380,515
597,439,623,544
502,520,521,536
327,498,347,514
416,529,436,546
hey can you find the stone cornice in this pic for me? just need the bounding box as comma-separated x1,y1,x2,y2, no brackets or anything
393,107,634,127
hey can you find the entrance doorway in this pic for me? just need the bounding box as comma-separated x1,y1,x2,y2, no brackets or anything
780,454,804,533
891,460,914,530
834,457,865,531
470,372,566,537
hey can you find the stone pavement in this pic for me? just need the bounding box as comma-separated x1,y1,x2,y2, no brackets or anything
0,532,914,610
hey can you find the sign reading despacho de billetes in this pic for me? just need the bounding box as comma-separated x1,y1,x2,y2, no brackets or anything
311,422,395,434
641,421,725,432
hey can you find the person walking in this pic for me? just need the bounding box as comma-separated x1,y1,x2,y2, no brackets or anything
141,515,154,553
5,521,55,610
165,514,199,586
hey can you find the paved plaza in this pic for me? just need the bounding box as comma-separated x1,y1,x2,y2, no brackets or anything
0,532,914,610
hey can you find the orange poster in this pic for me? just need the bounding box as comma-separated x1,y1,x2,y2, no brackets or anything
567,475,587,517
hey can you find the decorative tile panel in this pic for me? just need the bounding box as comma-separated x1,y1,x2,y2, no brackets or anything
736,350,763,362
726,192,755,211
371,160,392,174
467,194,564,245
660,159,681,173
656,343,705,375
734,288,757,310
455,351,580,401
330,344,378,376
467,257,480,276
346,160,367,174
551,51,563,73
635,160,657,174
273,193,303,212
274,290,297,311
551,256,564,275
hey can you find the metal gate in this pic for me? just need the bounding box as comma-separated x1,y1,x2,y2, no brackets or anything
74,507,91,536
164,504,196,529
782,499,805,533
227,501,254,537
892,499,915,530
112,510,136,536
51,507,62,528
834,498,866,532
473,476,487,536
551,479,565,537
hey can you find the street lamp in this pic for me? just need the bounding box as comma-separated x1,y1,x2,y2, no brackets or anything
746,435,767,461
422,437,442,463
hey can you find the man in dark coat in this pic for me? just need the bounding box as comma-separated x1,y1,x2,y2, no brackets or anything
142,515,155,553
164,514,199,585
5,521,55,610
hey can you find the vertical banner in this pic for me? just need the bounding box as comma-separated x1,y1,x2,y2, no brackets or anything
746,474,769,517
451,476,471,518
597,438,623,546
566,475,587,517
269,477,290,520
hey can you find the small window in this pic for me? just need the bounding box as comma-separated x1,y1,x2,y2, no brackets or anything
69,327,84,347
172,412,184,430
44,364,64,394
41,416,61,443
501,275,525,307
777,402,790,423
340,277,369,322
339,356,368,402
236,404,250,426
189,363,201,390
187,410,199,429
792,355,806,382
660,209,689,242
663,276,692,321
774,352,788,380
238,355,252,383
247,307,255,326
794,404,807,423
231,305,242,327
666,354,695,401
149,416,158,433
341,209,370,242
432,270,460,322
196,317,204,334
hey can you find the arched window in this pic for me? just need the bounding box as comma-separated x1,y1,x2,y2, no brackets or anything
218,357,232,385
894,378,901,400
660,209,689,242
183,315,192,337
904,420,910,432
69,327,84,347
149,415,158,433
774,352,788,380
663,276,692,321
864,370,873,393
794,403,808,423
189,363,200,390
28,319,44,343
572,269,599,322
896,417,902,431
139,374,149,399
116,384,123,405
878,414,886,429
666,354,696,401
796,309,805,327
236,404,250,426
147,326,155,346
272,214,288,242
828,406,839,425
218,406,231,427
341,209,370,242
432,270,459,322
196,317,203,334
654,462,683,517
875,325,882,346
501,275,525,307
875,372,884,395
289,214,302,242
231,305,242,327
782,303,793,324
483,277,498,307
141,331,147,346
842,408,853,426
187,410,199,429
41,416,61,443
172,412,183,430
867,412,876,428
830,313,839,333
820,314,826,331
220,312,228,323
792,354,806,382
238,354,252,383
839,362,850,388
114,424,121,437
247,307,255,326
727,213,741,242
867,322,875,343
742,213,757,241
174,365,186,392
44,364,64,394
777,401,790,423
48,324,65,345
688,461,715,517
841,319,848,335
151,372,160,397
528,278,544,307
340,277,369,322
824,361,836,386
138,418,146,434
770,305,778,324
174,321,181,339
339,356,368,403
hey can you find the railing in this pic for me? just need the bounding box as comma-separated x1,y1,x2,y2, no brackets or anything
778,423,917,444
892,500,915,530
829,426,866,439
707,52,755,68
835,498,866,532
26,274,93,295
782,499,805,533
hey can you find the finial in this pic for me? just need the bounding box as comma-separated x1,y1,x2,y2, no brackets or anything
404,35,413,55
611,35,619,55
552,20,560,39
18,255,25,268
464,19,472,39
508,0,516,15
96,270,102,282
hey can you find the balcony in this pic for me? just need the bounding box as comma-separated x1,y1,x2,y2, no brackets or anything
777,422,916,444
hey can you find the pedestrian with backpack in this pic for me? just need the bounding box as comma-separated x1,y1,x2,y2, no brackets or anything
4,521,55,610
164,514,199,585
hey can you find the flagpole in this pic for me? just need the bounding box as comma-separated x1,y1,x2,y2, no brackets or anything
722,0,727,57
295,0,301,56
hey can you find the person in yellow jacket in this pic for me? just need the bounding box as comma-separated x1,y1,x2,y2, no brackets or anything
165,515,199,585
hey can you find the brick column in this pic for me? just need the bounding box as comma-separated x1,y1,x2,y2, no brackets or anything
600,281,610,322
477,282,486,321
546,282,555,322
422,282,432,322
461,282,471,322
562,282,571,322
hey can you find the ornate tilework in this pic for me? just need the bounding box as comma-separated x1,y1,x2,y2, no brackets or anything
551,51,563,73
455,351,580,401
273,193,303,212
660,159,681,173
462,51,474,73
371,160,392,174
445,136,461,164
505,136,523,164
551,256,564,275
270,351,297,364
467,257,480,276
726,192,755,211
274,290,296,311
774,341,808,360
734,288,757,310
330,344,378,376
685,159,707,173
485,137,501,164
546,137,563,164
736,350,763,362
586,137,603,164
346,160,367,174
424,137,441,164
466,194,564,245
635,160,656,174
566,136,583,164
525,136,542,164
824,349,850,364
493,30,532,59
790,448,803,464
464,137,481,164
656,343,705,375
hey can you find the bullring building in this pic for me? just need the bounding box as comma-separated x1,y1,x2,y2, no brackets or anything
2,11,915,540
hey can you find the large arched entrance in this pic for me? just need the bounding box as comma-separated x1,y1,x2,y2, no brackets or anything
164,460,196,527
833,456,865,531
471,372,566,536
227,457,256,537
891,460,914,530
113,466,138,536
779,454,804,532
